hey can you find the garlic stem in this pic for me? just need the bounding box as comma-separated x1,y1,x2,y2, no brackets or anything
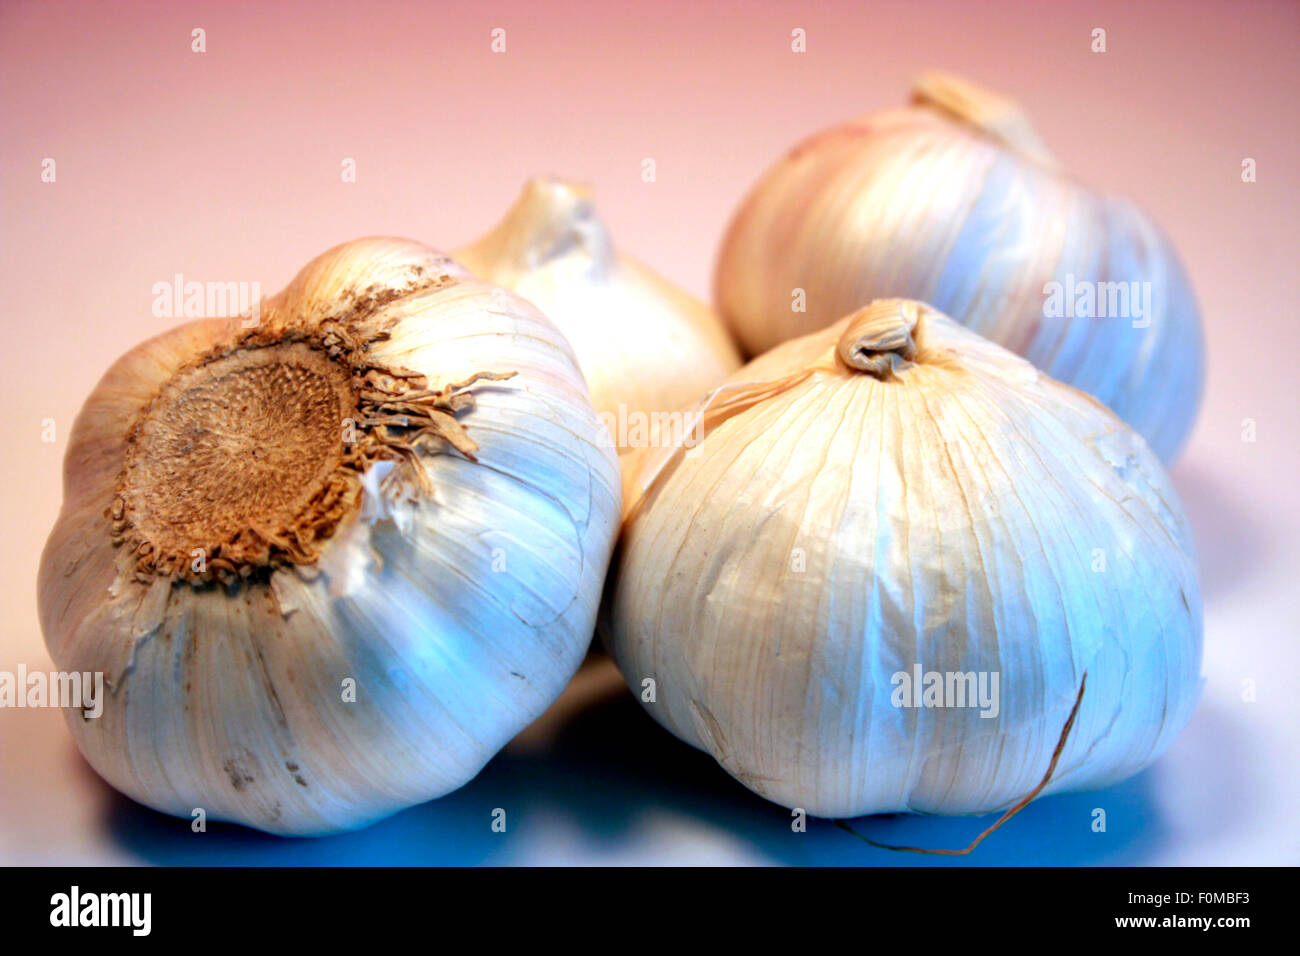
460,177,615,277
835,299,921,379
911,71,1057,167
456,177,742,455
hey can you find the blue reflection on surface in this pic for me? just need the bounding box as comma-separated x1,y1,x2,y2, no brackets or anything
102,657,1246,866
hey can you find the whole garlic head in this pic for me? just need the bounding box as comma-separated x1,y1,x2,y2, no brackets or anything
457,178,742,453
714,72,1204,462
607,299,1202,819
38,237,621,835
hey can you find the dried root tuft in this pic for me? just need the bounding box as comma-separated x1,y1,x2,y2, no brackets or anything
112,300,515,587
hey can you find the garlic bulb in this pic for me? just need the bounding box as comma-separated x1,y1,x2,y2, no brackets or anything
38,237,621,835
607,299,1202,819
457,178,742,453
714,72,1204,462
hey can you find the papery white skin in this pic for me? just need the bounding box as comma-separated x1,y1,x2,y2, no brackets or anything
607,299,1202,818
38,238,621,835
457,178,741,452
714,72,1204,462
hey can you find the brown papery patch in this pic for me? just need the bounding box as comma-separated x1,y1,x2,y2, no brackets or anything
112,297,514,586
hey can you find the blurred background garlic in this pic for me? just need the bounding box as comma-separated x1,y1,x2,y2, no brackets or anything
38,237,621,835
457,178,742,454
606,299,1202,819
714,72,1204,462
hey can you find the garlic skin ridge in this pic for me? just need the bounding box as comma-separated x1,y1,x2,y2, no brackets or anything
38,237,621,835
457,177,742,454
607,299,1202,819
713,72,1205,462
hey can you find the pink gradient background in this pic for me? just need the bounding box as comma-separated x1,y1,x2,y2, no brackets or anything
2,0,1296,863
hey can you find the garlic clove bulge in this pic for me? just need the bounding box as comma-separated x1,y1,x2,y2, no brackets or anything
38,237,621,835
606,299,1202,819
457,177,742,455
713,72,1205,462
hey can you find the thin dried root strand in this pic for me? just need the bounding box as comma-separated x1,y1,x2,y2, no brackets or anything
445,370,518,390
386,446,434,495
412,424,478,459
835,672,1088,856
